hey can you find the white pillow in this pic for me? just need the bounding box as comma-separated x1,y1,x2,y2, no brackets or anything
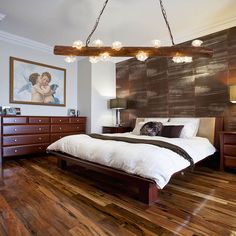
168,118,200,138
132,121,145,135
144,117,169,123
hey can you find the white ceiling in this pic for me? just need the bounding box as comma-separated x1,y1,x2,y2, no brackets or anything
0,0,236,47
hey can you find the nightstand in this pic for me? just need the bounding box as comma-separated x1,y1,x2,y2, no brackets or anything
220,132,236,171
102,126,132,134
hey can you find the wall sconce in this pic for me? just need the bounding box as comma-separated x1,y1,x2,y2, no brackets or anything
110,98,127,127
230,85,236,103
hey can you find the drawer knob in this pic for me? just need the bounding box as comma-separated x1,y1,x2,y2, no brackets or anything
14,128,17,131
77,119,79,122
59,120,62,122
77,126,79,129
38,147,42,150
59,127,62,130
39,120,42,122
59,136,62,139
14,149,18,153
14,139,17,142
38,128,42,131
14,119,17,122
38,137,42,140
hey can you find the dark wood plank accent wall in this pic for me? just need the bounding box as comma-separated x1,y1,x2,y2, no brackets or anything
116,27,236,130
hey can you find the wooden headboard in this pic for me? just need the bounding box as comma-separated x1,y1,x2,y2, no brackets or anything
133,117,224,149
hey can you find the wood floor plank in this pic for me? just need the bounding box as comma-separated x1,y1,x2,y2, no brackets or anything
0,156,236,236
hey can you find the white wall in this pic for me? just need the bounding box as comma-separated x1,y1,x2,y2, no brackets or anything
0,40,78,116
91,62,116,133
77,59,116,134
77,58,92,132
0,37,117,133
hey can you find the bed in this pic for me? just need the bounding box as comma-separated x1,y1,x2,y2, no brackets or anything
47,117,223,204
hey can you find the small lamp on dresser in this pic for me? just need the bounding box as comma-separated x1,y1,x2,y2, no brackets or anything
109,98,127,127
230,85,236,103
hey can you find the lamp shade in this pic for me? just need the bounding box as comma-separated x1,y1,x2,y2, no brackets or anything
110,98,127,109
230,85,236,103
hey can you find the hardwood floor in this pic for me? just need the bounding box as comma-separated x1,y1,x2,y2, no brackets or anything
0,156,236,236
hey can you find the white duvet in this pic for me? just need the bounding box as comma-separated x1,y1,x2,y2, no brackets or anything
47,133,216,189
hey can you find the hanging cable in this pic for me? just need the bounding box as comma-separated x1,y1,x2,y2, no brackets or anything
158,0,175,46
85,0,110,46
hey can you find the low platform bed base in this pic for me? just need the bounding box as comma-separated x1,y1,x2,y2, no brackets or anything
47,150,158,205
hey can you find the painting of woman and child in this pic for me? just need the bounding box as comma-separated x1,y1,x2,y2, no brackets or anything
10,57,66,106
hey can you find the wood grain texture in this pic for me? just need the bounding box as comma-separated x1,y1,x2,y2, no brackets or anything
0,156,236,235
116,27,236,130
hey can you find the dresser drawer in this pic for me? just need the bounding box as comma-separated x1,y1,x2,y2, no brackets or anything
224,145,236,156
51,124,85,133
2,117,27,124
51,132,82,143
3,143,49,157
223,135,236,145
3,125,50,135
69,117,86,124
29,117,50,124
224,155,236,168
3,134,50,146
51,117,69,124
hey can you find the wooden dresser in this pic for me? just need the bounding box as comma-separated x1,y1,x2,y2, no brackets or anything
220,131,236,171
0,116,86,160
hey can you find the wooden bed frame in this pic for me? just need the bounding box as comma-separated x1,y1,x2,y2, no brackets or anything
48,117,224,205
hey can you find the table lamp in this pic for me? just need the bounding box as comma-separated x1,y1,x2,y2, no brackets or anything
110,98,127,127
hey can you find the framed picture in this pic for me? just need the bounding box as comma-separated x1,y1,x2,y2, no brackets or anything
10,57,66,106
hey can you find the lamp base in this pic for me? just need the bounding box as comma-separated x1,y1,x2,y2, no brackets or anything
115,109,121,127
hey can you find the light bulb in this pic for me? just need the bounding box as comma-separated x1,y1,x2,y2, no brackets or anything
172,56,192,63
112,41,123,51
99,52,111,61
192,39,203,47
184,56,193,63
93,39,104,48
152,39,161,48
89,56,100,63
64,56,76,63
72,40,84,49
136,51,148,61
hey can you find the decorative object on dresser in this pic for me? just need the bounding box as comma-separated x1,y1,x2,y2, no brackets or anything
109,98,127,127
102,126,132,134
67,109,76,116
220,132,236,171
10,57,66,106
0,116,86,161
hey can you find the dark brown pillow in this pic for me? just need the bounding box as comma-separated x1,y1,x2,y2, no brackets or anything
161,125,184,138
140,122,163,136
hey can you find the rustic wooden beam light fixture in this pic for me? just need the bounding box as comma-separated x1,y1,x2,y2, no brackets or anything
54,0,213,63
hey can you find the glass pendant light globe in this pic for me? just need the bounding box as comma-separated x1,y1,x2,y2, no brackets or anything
136,51,148,61
184,56,193,63
99,52,111,61
89,56,100,63
64,56,76,63
112,41,123,51
192,39,203,47
72,40,84,49
151,39,161,48
93,39,104,48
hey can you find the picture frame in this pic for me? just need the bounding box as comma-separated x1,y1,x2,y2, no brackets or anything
10,57,66,106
